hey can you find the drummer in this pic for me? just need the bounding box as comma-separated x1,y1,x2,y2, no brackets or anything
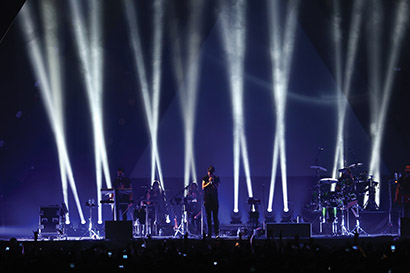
337,167,354,192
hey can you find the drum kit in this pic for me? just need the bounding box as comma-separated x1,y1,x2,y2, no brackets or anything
309,162,379,236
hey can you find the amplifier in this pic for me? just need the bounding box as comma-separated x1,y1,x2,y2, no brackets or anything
105,221,133,241
266,223,311,238
39,206,61,234
400,217,410,237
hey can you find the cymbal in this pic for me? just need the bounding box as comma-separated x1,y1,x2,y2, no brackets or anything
338,167,349,172
310,165,327,172
348,162,363,168
319,178,338,184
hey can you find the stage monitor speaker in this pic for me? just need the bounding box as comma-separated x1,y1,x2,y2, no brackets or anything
39,206,61,234
105,221,133,241
400,217,410,237
266,223,311,238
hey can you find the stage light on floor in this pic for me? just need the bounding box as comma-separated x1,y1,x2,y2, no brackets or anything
281,210,292,223
264,211,275,223
230,211,242,224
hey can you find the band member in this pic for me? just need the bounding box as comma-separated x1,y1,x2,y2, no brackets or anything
113,168,133,221
394,165,410,217
140,180,167,234
337,167,354,192
185,182,202,234
202,165,220,238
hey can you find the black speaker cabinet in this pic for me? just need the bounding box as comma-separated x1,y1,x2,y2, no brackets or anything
400,217,410,237
105,221,133,241
266,223,311,238
39,206,61,234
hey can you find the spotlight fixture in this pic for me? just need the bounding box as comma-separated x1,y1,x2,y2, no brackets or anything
230,211,242,224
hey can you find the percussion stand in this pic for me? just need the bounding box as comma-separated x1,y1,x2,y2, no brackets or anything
201,204,205,238
339,207,352,236
144,204,152,237
364,177,379,210
82,199,100,239
349,203,367,235
339,189,352,236
173,206,185,237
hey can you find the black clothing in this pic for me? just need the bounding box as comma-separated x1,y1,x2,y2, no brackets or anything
203,174,220,236
203,175,220,204
397,173,410,217
139,187,167,234
185,188,202,234
113,175,132,220
398,174,410,196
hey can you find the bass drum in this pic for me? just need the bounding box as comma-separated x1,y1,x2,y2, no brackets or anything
327,192,345,209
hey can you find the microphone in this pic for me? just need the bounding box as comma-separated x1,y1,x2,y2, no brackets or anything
319,147,324,151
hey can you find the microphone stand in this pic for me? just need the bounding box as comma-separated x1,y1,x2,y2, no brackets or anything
383,179,394,234
170,184,191,237
313,148,323,212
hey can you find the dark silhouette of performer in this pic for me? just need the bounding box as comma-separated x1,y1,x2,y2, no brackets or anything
113,168,132,220
394,165,410,217
140,180,167,234
185,182,202,234
202,165,220,238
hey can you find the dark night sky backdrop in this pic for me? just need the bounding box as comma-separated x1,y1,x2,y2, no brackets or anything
0,0,409,235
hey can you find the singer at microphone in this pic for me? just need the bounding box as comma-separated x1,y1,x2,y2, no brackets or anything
202,165,220,238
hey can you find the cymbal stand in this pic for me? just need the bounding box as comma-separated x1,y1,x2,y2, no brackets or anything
331,207,338,235
319,207,325,234
317,180,323,212
383,179,394,234
173,210,185,237
339,207,352,236
349,203,367,235
83,199,100,239
364,176,379,210
144,205,151,237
